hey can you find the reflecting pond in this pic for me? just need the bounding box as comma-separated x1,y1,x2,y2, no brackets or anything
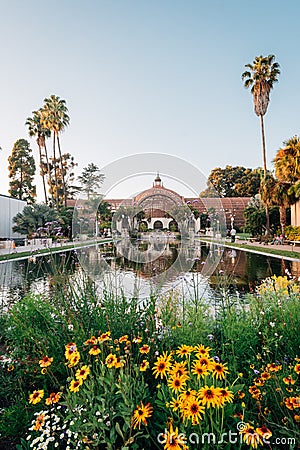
1,238,300,307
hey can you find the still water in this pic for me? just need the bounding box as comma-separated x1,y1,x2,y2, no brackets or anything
0,240,300,308
1,239,300,306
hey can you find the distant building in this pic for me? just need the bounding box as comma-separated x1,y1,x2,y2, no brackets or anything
106,175,251,231
0,194,27,240
291,201,300,227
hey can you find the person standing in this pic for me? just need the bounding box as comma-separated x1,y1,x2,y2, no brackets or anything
230,228,236,243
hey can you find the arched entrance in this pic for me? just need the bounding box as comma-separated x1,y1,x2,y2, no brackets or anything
168,220,178,232
153,220,163,230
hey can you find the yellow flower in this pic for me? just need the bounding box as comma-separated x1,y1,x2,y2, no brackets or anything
218,388,234,405
132,402,153,429
211,361,229,380
191,360,209,379
75,365,90,380
294,364,300,374
67,351,80,367
69,378,83,393
167,376,186,393
64,342,78,360
140,360,149,371
160,423,186,448
240,423,262,449
182,397,205,424
176,344,194,358
29,390,44,405
193,344,211,357
152,352,172,379
105,353,117,368
198,386,221,408
169,397,182,412
89,346,101,356
119,335,128,343
84,336,98,345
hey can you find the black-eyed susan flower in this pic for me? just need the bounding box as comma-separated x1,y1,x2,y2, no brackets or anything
39,356,53,368
168,376,186,393
191,360,209,379
89,346,101,356
161,423,186,449
178,389,197,406
29,389,44,405
98,331,111,343
75,365,90,380
169,397,181,412
45,392,61,405
176,344,193,358
169,361,189,380
140,360,149,371
105,353,117,368
211,361,229,380
132,402,153,429
183,398,205,424
196,355,214,370
199,386,221,409
33,413,45,431
240,423,262,449
139,344,150,354
218,388,234,405
152,352,172,379
69,378,83,393
193,344,211,357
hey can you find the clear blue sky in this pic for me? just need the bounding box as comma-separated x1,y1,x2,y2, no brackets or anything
1,0,299,198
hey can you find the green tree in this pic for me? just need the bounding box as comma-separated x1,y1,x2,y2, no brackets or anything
26,110,52,204
242,54,280,233
200,166,262,197
78,163,105,199
41,95,70,207
12,204,60,237
8,139,36,203
43,153,78,206
274,136,300,184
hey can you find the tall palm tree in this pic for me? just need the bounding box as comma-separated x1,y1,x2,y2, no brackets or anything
242,55,280,234
26,111,52,204
42,95,70,207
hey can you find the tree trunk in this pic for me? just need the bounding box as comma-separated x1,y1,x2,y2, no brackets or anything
44,141,54,205
56,133,67,207
260,114,270,235
38,143,48,204
52,133,59,208
279,205,286,235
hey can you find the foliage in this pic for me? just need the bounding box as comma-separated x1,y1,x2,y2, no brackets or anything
78,163,105,200
8,139,36,203
284,225,300,241
0,266,299,449
244,197,279,236
12,204,61,237
200,166,262,198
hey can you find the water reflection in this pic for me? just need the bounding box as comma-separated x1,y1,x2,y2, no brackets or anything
1,240,299,306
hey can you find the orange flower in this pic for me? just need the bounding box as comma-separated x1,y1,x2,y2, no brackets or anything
139,344,150,354
294,364,300,374
84,336,98,345
33,414,45,431
45,392,61,405
98,332,111,343
119,335,128,343
140,360,149,371
283,375,296,385
39,356,53,368
89,346,101,356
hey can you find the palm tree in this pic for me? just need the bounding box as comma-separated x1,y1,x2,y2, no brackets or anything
42,95,70,207
260,174,293,235
242,55,280,234
26,111,52,204
274,136,300,183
